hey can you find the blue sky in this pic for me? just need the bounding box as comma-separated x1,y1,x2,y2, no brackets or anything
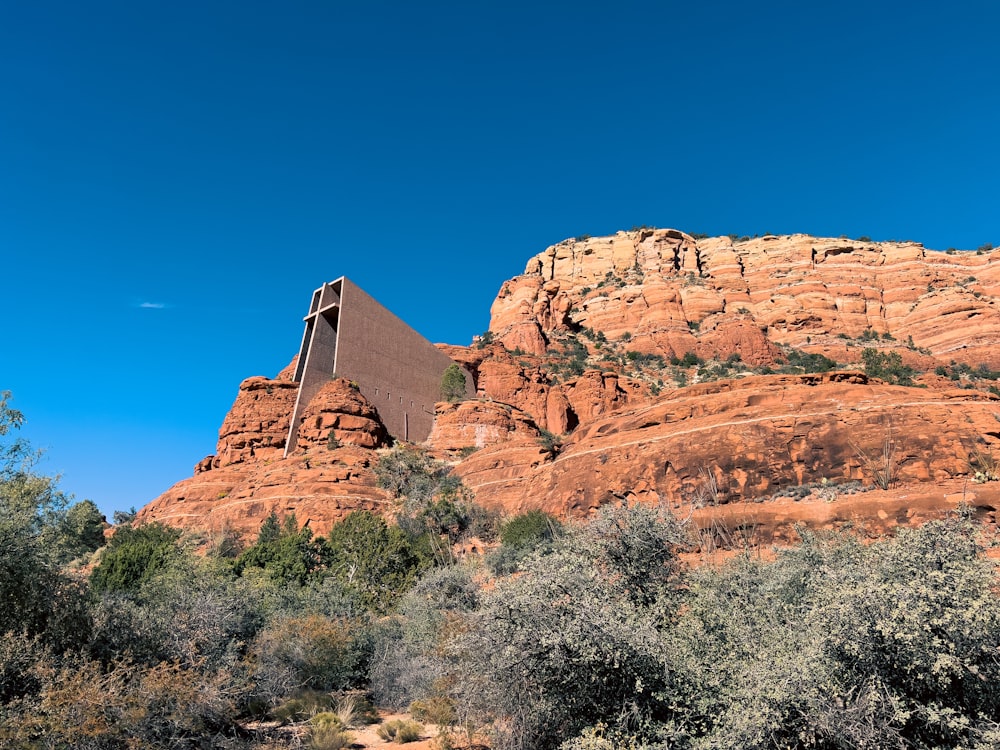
2,1,997,520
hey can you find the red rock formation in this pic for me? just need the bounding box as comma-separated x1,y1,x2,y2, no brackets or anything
455,372,1000,525
208,376,298,470
139,378,394,537
427,400,542,452
491,230,1000,367
139,231,1000,548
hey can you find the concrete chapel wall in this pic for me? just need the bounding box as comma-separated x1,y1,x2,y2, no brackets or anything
285,277,473,452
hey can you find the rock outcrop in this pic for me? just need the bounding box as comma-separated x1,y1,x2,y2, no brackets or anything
456,372,1000,515
139,378,394,537
140,230,1000,547
491,230,1000,367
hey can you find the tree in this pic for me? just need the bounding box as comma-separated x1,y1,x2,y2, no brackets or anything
90,522,182,594
861,347,915,385
0,391,90,651
55,499,106,563
440,364,468,403
324,511,433,613
234,513,326,585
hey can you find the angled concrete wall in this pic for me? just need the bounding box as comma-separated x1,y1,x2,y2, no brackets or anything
285,277,473,452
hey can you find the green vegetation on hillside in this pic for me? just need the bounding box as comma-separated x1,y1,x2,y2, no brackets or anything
440,363,468,402
4,389,1000,749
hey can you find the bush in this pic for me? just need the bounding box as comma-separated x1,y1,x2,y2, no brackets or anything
377,718,425,742
369,565,480,709
251,614,370,701
670,351,703,367
235,513,326,584
410,695,456,728
499,509,560,550
1,655,241,748
784,348,838,373
325,510,433,613
440,364,468,403
375,446,444,502
861,347,915,385
90,522,182,594
661,520,1000,749
458,529,673,750
310,712,353,749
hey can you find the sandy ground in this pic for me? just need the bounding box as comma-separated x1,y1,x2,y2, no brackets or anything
348,712,443,749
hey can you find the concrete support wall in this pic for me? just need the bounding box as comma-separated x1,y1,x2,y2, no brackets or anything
286,280,343,452
285,277,473,453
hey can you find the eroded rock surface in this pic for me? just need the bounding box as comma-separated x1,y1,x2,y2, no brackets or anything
140,231,1000,547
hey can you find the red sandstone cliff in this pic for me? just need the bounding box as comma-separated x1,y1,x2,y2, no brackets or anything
139,230,1000,545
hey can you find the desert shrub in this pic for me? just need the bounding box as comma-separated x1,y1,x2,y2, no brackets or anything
324,510,433,613
251,614,371,705
489,509,563,574
783,348,838,373
269,687,333,723
537,428,562,454
458,548,668,750
861,347,915,385
661,520,1000,749
377,447,494,550
234,513,326,584
670,351,703,367
369,564,480,709
377,718,425,742
90,522,182,594
376,446,445,501
580,502,690,606
440,364,468,403
1,654,240,749
0,632,46,703
309,711,353,749
499,509,561,550
410,695,456,728
457,505,686,750
91,554,263,675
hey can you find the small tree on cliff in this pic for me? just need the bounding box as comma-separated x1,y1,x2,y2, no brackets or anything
440,364,467,403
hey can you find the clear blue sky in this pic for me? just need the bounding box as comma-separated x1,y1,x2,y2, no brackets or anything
2,1,997,520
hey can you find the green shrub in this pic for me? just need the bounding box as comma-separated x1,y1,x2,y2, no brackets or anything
670,351,703,367
310,711,353,750
500,510,561,550
377,718,425,742
325,510,433,612
234,513,325,584
784,349,838,373
90,523,182,594
440,364,468,403
861,347,916,385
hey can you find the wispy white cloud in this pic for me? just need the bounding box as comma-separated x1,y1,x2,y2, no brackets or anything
136,301,169,309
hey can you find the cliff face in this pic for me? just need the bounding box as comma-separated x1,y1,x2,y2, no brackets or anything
139,378,394,537
139,230,1000,545
490,230,1000,367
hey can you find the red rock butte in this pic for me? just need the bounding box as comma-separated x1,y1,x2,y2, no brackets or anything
139,230,1000,547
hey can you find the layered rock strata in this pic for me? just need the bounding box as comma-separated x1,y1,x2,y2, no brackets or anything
491,230,1000,367
140,230,1000,547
